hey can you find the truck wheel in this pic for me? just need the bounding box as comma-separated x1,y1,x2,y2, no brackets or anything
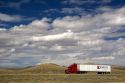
97,72,102,74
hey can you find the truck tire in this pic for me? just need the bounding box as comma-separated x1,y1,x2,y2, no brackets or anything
97,72,102,74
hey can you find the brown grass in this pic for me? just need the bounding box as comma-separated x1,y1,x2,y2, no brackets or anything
0,63,125,83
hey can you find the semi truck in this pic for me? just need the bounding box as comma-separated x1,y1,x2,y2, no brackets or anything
65,63,111,74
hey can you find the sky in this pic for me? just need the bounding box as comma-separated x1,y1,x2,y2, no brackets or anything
0,0,125,68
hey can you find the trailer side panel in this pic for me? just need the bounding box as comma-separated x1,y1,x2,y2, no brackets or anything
77,65,111,72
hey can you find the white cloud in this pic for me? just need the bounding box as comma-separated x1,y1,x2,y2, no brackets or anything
49,44,64,51
29,18,50,28
77,40,104,46
0,28,6,31
52,6,125,32
52,16,89,32
32,30,74,41
92,56,115,60
0,13,23,22
1,6,125,67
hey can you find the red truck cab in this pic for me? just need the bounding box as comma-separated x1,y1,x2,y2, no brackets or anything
65,63,78,74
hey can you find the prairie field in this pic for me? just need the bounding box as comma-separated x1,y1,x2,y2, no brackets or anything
0,63,125,83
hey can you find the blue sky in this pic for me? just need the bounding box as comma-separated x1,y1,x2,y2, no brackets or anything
0,0,125,68
0,0,125,28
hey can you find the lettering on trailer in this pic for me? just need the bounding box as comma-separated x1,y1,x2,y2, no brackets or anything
97,66,108,69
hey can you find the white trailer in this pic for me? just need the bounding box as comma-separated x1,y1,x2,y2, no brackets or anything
78,65,111,74
65,63,111,74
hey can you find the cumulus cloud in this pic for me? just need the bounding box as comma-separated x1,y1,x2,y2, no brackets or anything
0,6,125,67
0,13,23,22
32,30,74,41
